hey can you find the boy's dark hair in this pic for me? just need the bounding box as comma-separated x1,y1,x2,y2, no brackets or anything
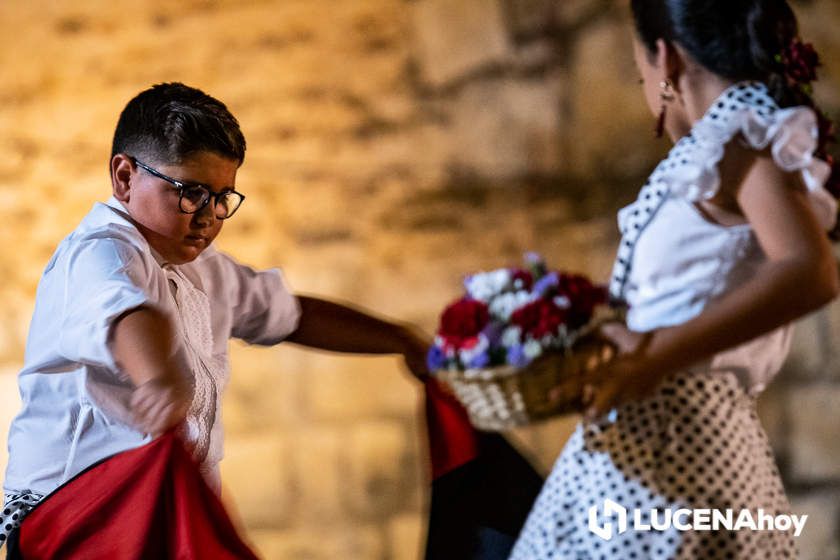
111,82,246,165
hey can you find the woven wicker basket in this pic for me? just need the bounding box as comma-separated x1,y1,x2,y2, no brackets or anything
436,338,614,431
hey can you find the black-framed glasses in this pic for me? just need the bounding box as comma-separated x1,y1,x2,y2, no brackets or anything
131,157,245,219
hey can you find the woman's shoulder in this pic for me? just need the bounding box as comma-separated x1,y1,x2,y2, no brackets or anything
656,83,835,230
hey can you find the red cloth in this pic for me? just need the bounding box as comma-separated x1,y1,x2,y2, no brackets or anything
17,432,259,560
424,379,480,480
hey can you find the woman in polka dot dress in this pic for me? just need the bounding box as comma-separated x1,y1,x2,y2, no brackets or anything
510,1,839,559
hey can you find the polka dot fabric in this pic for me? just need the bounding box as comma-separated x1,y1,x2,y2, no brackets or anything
510,81,820,559
510,371,797,559
0,492,42,545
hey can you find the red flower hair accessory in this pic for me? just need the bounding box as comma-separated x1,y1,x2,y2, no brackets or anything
777,38,820,87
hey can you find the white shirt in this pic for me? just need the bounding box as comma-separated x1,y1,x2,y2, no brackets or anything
622,194,793,394
4,197,301,496
610,82,832,395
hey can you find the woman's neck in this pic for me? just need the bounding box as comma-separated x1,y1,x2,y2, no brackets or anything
678,69,736,127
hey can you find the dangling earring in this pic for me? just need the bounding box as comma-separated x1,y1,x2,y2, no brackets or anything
656,79,676,138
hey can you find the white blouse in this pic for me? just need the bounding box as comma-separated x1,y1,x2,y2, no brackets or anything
4,197,301,496
610,82,836,395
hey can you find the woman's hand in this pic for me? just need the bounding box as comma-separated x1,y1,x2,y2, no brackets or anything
581,322,661,421
597,321,649,354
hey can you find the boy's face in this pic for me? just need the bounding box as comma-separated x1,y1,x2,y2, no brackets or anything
113,151,239,265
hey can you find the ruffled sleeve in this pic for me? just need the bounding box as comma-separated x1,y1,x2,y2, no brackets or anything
664,102,837,231
746,106,836,229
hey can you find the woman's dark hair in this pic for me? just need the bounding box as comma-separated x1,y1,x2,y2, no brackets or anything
632,0,840,236
631,0,807,107
111,82,246,165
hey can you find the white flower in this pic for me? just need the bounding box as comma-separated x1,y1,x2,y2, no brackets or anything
523,339,543,361
488,290,535,321
553,295,571,309
501,326,523,348
464,269,512,302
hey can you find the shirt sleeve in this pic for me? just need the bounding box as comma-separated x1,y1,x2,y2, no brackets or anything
57,238,154,371
216,253,302,345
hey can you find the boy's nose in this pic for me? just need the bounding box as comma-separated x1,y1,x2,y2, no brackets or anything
192,202,217,227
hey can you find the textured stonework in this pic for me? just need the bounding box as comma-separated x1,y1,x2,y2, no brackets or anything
1,1,839,558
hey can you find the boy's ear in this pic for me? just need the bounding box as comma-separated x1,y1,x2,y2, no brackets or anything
111,154,134,203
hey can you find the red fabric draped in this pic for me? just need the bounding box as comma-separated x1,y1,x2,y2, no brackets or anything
424,379,480,480
16,432,259,560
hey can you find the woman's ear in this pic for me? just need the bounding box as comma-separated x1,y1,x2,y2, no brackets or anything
656,39,686,87
111,154,134,203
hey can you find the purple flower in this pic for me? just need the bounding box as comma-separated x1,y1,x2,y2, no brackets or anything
427,345,447,371
468,351,491,369
533,271,559,296
524,252,544,267
506,344,529,368
480,322,504,347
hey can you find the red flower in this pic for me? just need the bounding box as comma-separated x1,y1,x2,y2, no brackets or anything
556,273,608,328
510,299,567,340
438,298,490,348
781,38,820,86
511,269,534,290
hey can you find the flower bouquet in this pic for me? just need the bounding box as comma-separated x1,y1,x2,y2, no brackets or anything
427,253,615,430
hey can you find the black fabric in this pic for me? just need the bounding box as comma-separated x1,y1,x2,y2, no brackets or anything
5,528,20,560
425,433,544,560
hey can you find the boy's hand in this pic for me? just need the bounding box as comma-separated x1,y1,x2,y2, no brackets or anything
398,326,432,381
130,377,190,436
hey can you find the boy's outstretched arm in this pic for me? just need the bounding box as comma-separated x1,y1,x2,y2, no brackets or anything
285,295,431,379
111,306,190,435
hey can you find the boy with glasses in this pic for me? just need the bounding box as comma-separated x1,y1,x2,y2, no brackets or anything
1,83,429,544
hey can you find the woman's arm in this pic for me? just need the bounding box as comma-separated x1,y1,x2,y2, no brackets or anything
586,149,839,417
285,295,431,379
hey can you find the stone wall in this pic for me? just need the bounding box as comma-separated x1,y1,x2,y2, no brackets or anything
0,1,838,558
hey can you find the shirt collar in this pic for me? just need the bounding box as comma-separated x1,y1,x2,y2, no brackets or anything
102,196,169,267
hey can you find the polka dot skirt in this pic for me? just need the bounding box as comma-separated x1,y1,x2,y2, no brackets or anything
0,492,42,547
510,371,797,559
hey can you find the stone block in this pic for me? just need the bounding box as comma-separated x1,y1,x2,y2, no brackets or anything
246,525,385,560
388,513,427,560
279,243,373,299
289,427,347,523
794,0,840,108
789,492,840,560
342,420,420,519
224,343,304,434
786,385,840,482
509,413,578,474
220,435,294,529
553,0,610,27
305,353,421,421
410,0,510,87
567,17,663,177
0,368,22,480
756,380,789,458
502,0,555,40
446,77,565,178
784,308,835,380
